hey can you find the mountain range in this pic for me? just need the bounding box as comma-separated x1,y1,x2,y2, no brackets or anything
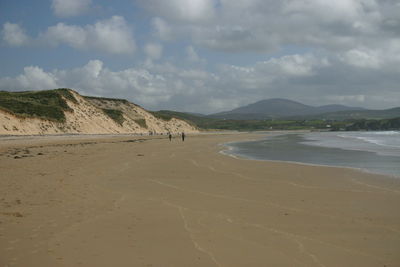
207,98,399,120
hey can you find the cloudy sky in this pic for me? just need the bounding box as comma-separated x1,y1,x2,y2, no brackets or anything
1,0,399,113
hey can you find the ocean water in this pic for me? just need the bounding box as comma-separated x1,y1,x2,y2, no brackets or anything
223,131,400,177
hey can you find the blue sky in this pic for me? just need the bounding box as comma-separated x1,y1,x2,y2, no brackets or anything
1,0,400,113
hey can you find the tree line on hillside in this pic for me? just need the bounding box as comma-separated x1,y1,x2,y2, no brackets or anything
344,117,400,131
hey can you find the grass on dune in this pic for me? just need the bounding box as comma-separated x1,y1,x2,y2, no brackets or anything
134,118,147,128
0,88,77,122
102,108,125,125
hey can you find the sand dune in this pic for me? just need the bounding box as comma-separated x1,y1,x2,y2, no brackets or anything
0,90,198,135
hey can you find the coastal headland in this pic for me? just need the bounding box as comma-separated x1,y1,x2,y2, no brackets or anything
1,132,399,266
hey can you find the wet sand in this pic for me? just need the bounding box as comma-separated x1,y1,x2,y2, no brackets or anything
1,133,400,266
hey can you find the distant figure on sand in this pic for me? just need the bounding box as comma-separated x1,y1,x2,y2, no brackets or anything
181,132,185,142
168,133,172,141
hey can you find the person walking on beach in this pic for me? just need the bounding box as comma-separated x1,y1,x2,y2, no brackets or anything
181,132,185,142
168,132,172,141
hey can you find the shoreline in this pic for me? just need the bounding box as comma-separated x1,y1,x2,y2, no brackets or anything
1,132,400,266
221,143,400,180
221,132,400,179
222,148,400,181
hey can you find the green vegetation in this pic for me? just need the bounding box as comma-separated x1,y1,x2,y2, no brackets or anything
134,119,147,128
198,118,400,131
0,89,77,122
152,110,400,131
151,110,335,130
85,95,129,104
151,110,209,127
57,88,78,104
150,111,173,121
193,119,344,131
289,107,400,121
345,117,400,131
102,109,125,125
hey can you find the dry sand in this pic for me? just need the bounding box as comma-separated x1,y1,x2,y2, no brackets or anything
1,132,400,267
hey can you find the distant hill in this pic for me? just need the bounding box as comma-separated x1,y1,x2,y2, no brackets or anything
210,99,312,119
151,98,400,131
316,104,365,113
0,89,198,135
208,98,400,120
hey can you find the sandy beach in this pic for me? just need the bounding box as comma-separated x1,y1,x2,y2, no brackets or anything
1,132,400,267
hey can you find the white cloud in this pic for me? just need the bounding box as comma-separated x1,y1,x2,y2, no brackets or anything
0,60,217,111
0,60,191,108
2,17,135,55
2,23,30,46
140,0,216,23
186,46,202,62
144,43,163,60
138,0,399,56
0,66,58,90
82,59,103,78
283,0,368,22
179,69,209,80
340,48,381,69
151,17,172,41
262,54,324,76
27,16,136,55
339,40,400,71
42,23,87,48
1,52,319,112
17,66,58,89
219,54,329,91
51,0,92,17
87,16,135,54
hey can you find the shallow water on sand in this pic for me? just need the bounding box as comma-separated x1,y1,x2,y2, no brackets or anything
224,132,400,178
